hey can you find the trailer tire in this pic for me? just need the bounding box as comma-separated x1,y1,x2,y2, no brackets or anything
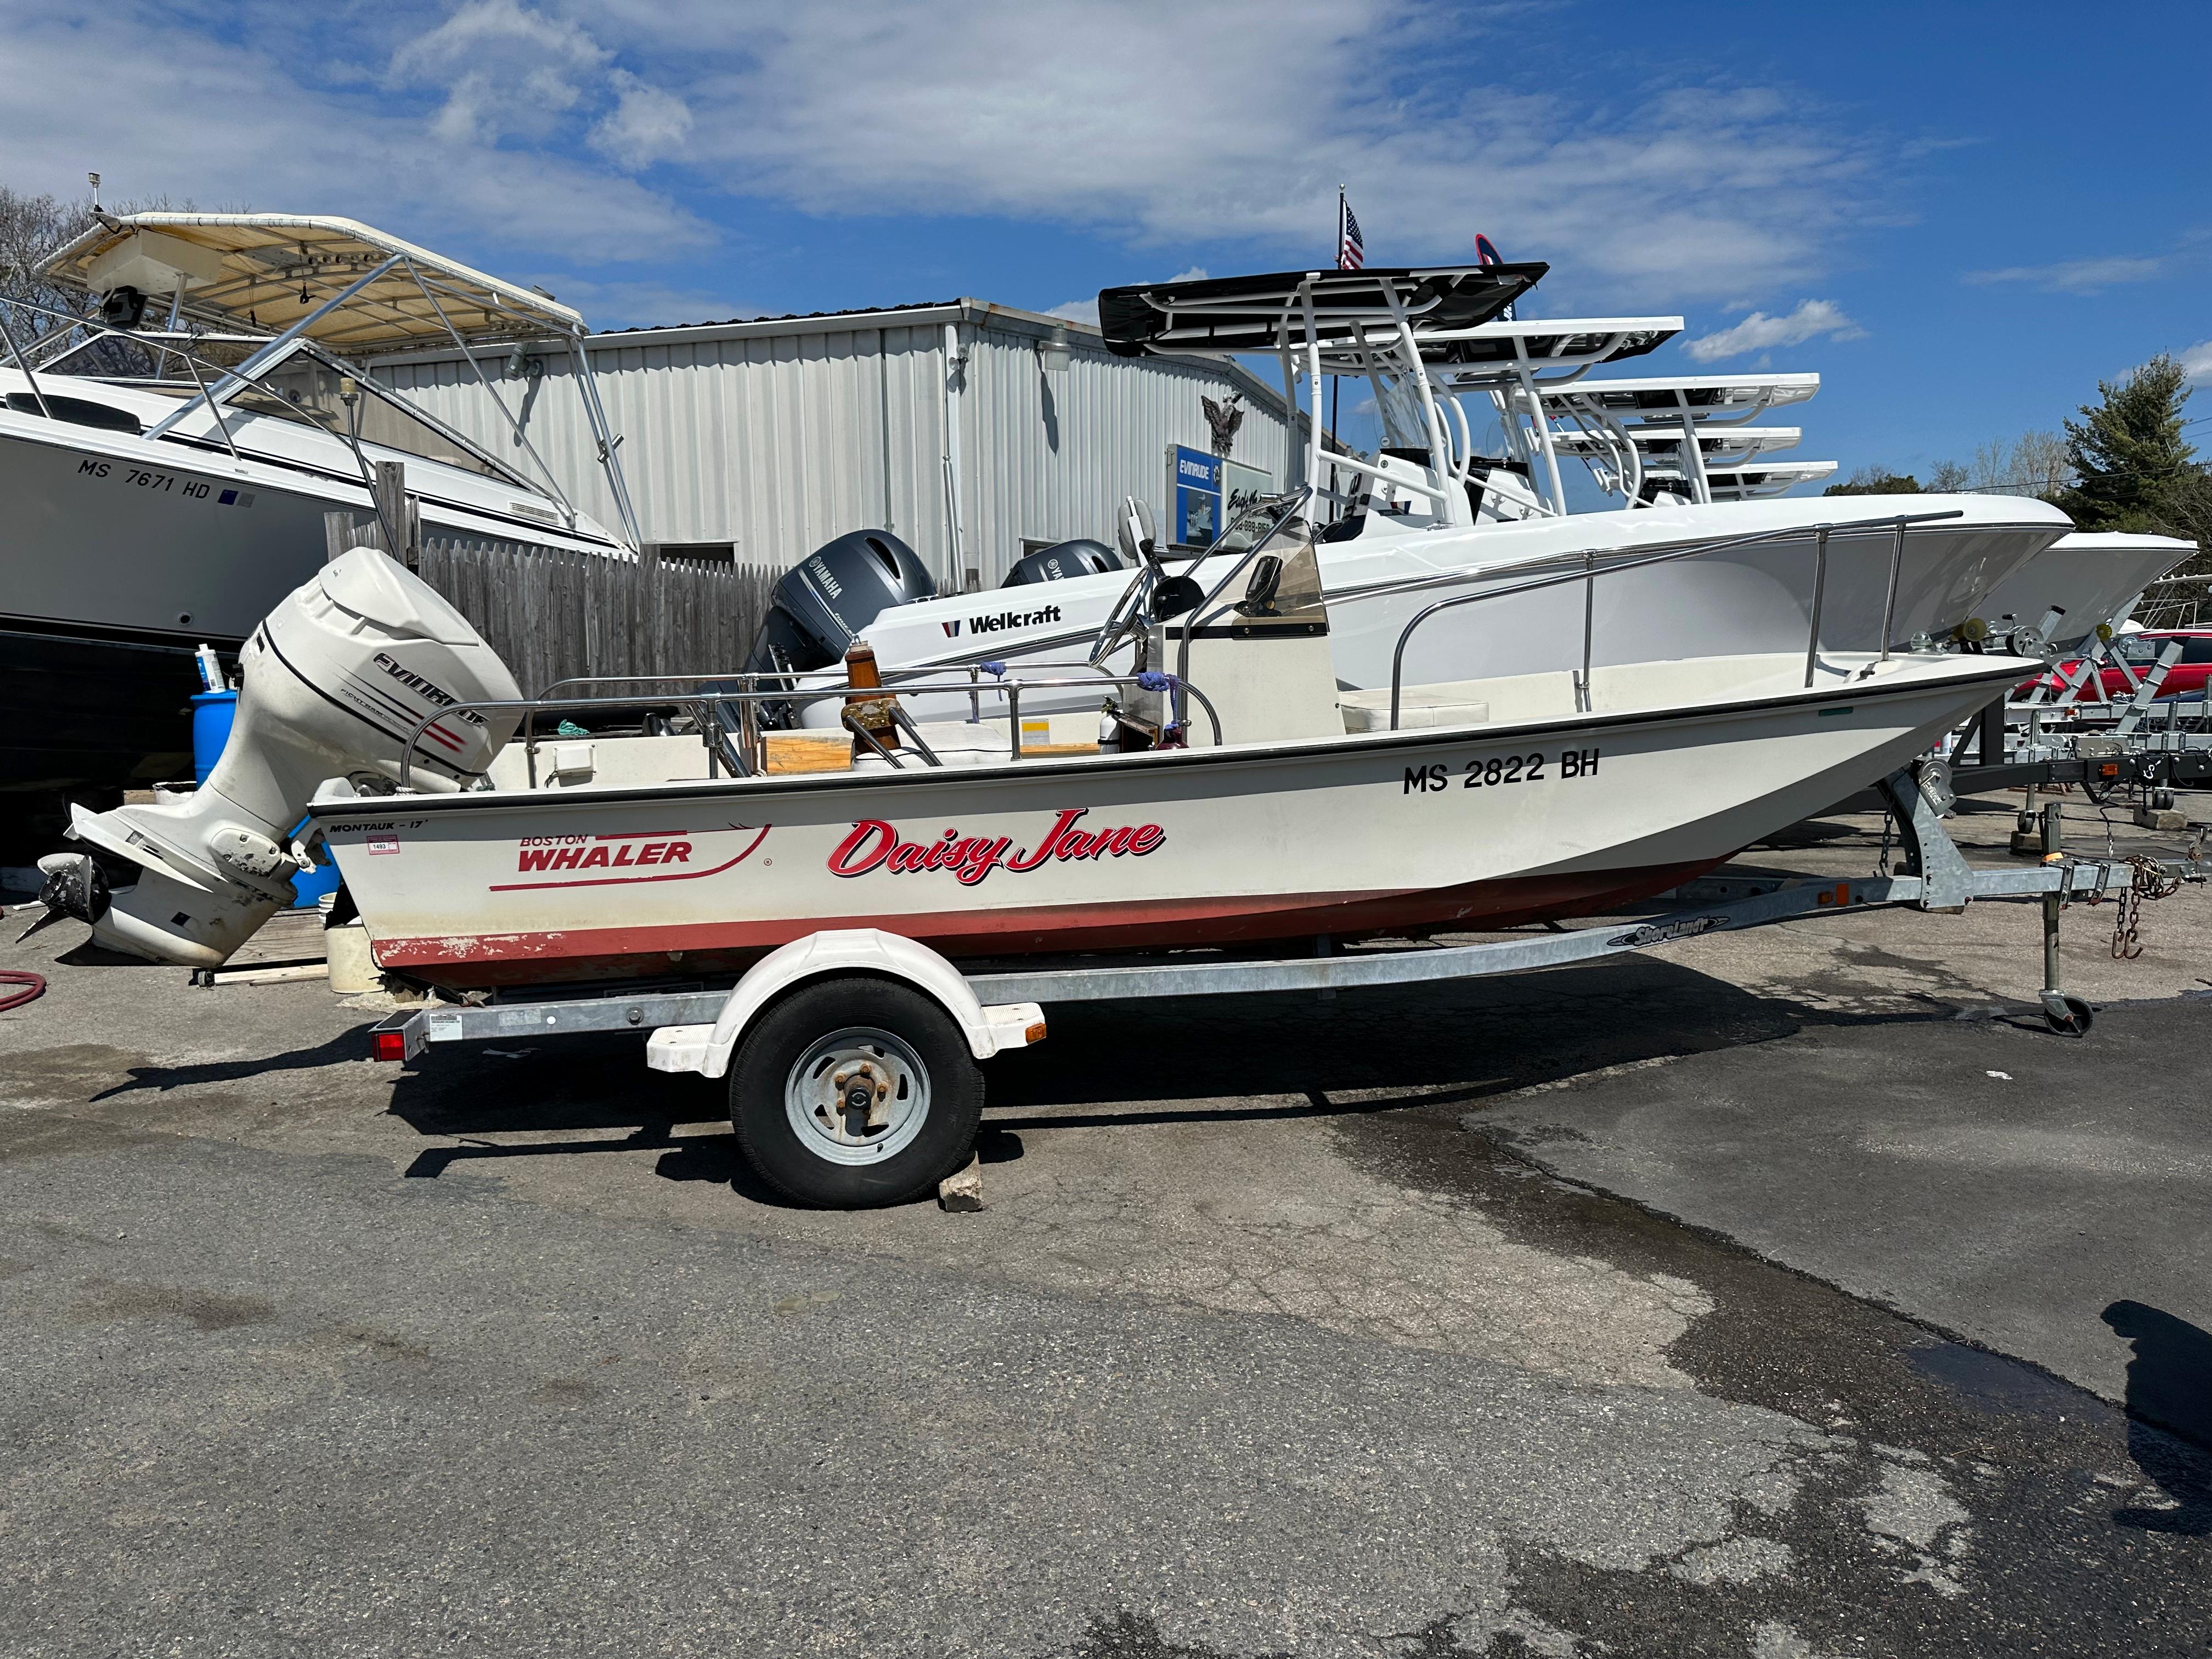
730,975,982,1208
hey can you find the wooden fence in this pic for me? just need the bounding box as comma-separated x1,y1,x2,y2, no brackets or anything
324,465,777,696
415,536,777,696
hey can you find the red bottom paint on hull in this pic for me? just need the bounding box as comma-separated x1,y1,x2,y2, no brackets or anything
375,855,1731,990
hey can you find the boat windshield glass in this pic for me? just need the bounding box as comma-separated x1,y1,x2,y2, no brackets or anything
257,359,506,478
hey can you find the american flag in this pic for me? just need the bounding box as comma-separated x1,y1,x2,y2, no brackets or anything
1337,192,1364,270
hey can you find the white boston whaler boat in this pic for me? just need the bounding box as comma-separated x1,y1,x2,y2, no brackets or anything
766,268,2067,731
21,495,2098,1205
1,212,639,810
32,492,2023,982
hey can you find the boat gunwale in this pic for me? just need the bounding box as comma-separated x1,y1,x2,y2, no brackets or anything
309,653,2027,825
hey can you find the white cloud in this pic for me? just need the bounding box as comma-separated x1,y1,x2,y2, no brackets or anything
1166,266,1210,283
591,70,693,169
566,0,1880,299
1963,255,2168,294
2180,340,2212,382
390,0,609,148
0,2,713,280
1045,298,1101,325
1683,299,1865,363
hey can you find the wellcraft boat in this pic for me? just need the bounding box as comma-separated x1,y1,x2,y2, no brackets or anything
757,267,2068,731
0,212,640,824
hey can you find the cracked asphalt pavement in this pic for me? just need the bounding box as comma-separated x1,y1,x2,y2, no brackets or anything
1,797,2208,1656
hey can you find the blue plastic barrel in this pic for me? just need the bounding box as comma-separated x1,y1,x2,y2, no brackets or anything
189,690,237,786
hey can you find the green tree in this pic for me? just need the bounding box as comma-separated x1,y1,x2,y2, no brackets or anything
1823,465,1921,496
2059,354,2198,532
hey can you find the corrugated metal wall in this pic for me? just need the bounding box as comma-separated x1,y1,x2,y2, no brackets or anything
373,306,1295,589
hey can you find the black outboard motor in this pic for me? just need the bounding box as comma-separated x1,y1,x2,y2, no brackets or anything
740,529,936,727
1002,538,1124,587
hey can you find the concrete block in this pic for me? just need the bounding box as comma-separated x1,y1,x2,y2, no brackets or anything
937,1155,984,1213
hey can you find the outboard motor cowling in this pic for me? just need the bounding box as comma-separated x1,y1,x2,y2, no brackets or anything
741,530,936,680
1003,538,1124,587
30,548,522,967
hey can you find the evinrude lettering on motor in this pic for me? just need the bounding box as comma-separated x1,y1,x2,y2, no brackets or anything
964,603,1063,636
827,808,1163,886
373,652,488,727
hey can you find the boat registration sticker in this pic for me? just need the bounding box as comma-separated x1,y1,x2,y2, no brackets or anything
367,834,400,855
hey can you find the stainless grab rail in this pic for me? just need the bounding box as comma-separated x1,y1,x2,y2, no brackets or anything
1385,509,1965,730
395,671,1223,792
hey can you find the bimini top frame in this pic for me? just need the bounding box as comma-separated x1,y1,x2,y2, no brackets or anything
1098,263,1683,524
1643,460,1839,502
31,212,641,547
1541,373,1824,506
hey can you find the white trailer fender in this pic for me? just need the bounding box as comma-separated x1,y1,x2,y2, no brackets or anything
643,928,1045,1079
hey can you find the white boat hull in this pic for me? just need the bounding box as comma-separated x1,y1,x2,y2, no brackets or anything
797,496,2070,731
319,651,2023,990
1978,532,2197,648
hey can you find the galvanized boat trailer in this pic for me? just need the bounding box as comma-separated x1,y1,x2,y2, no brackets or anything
366,763,2200,1205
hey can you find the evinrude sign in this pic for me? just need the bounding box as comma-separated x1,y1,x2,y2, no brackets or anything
1167,445,1280,550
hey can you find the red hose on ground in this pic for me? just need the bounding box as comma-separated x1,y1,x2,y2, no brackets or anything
0,969,46,1013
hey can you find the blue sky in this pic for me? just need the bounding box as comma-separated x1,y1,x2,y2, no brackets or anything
4,0,2207,491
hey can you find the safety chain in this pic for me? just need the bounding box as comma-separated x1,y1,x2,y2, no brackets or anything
2109,855,2185,961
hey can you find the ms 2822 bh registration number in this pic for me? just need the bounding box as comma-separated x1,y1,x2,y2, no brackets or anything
1402,749,1599,793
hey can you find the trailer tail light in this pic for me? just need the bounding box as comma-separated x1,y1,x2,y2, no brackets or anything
1024,1020,1047,1045
371,1029,410,1062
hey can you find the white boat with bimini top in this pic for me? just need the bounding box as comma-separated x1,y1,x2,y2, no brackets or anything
750,267,2067,731
0,212,640,818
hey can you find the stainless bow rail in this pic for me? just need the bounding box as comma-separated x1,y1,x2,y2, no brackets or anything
1383,509,1964,728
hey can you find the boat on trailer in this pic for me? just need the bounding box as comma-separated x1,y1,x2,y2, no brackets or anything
24,492,2165,1205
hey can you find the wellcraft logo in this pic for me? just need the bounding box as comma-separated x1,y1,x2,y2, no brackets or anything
953,603,1062,637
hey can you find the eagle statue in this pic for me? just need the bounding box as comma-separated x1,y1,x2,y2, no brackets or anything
1201,392,1245,457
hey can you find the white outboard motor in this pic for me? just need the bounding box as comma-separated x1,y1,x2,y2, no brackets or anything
32,548,522,967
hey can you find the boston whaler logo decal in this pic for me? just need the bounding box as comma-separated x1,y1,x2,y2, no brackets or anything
828,808,1162,886
493,824,771,890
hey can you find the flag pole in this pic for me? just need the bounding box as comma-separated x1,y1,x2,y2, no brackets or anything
1328,187,1343,523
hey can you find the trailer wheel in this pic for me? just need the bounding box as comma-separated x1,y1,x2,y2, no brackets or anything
730,976,982,1207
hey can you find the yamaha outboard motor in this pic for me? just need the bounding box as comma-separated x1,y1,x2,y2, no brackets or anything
1002,538,1124,588
740,529,935,726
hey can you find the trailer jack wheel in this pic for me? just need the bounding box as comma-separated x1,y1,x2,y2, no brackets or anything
2040,992,2094,1037
731,975,983,1208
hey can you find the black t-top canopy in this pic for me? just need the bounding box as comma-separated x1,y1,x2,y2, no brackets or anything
1098,263,1549,358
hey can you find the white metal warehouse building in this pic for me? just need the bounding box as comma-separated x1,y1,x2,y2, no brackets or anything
370,299,1302,589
